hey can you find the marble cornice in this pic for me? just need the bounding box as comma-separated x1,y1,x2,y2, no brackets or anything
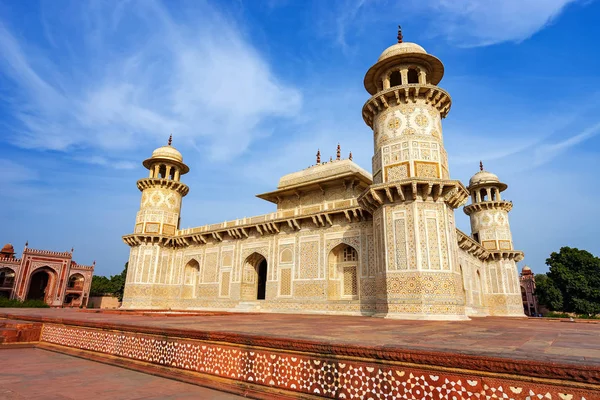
123,205,372,249
136,178,189,197
463,200,513,215
487,250,525,262
456,229,490,261
122,234,173,247
357,178,469,213
362,84,451,128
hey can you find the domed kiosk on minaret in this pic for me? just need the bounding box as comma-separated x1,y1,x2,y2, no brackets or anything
142,135,190,179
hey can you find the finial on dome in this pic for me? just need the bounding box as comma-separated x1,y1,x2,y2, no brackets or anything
25,241,28,248
479,160,484,171
349,151,353,161
330,156,333,162
316,149,321,164
168,134,173,146
71,247,74,253
336,143,341,160
397,25,403,43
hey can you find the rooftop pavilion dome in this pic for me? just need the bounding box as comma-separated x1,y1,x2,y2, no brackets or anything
364,26,445,95
468,161,507,191
377,42,427,61
257,144,372,203
142,135,189,174
1,243,15,255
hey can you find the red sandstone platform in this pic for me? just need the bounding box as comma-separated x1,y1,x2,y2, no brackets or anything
0,348,243,399
3,308,599,366
1,309,600,399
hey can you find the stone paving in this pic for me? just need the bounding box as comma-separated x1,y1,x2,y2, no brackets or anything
2,308,600,366
0,348,244,400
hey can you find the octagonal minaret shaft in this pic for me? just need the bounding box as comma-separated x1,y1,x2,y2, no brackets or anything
362,27,451,184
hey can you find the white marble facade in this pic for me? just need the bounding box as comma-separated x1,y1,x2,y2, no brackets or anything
122,35,524,320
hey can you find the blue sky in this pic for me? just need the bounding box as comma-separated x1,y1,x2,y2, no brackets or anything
1,0,599,277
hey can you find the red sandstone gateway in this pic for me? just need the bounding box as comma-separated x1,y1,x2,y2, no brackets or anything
0,243,94,307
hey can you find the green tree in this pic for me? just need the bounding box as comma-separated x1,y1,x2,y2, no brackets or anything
534,274,563,311
538,247,600,316
113,262,128,302
90,262,128,301
90,275,114,296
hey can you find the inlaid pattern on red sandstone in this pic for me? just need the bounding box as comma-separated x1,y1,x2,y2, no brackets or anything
41,324,593,400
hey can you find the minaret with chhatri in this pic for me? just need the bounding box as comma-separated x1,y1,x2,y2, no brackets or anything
464,161,524,316
122,135,190,307
358,26,471,319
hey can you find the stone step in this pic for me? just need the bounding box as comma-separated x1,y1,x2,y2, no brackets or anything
0,320,42,343
234,301,262,311
0,327,19,343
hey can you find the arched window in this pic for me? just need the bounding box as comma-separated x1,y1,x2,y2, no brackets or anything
183,259,200,299
389,71,402,87
0,268,15,298
279,248,293,263
184,260,200,286
407,68,419,84
68,274,84,290
64,293,81,307
0,268,15,288
340,246,357,263
159,164,167,179
169,167,176,180
328,244,359,300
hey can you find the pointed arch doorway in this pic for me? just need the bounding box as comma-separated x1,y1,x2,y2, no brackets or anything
27,268,55,302
241,253,268,301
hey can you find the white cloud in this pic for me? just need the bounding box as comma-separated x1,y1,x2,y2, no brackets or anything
334,0,367,51
332,0,581,48
76,155,137,170
0,0,302,162
431,0,579,47
0,159,38,184
532,120,600,166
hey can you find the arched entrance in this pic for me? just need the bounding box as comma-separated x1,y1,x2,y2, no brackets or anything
27,268,53,301
241,253,268,301
327,244,359,300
